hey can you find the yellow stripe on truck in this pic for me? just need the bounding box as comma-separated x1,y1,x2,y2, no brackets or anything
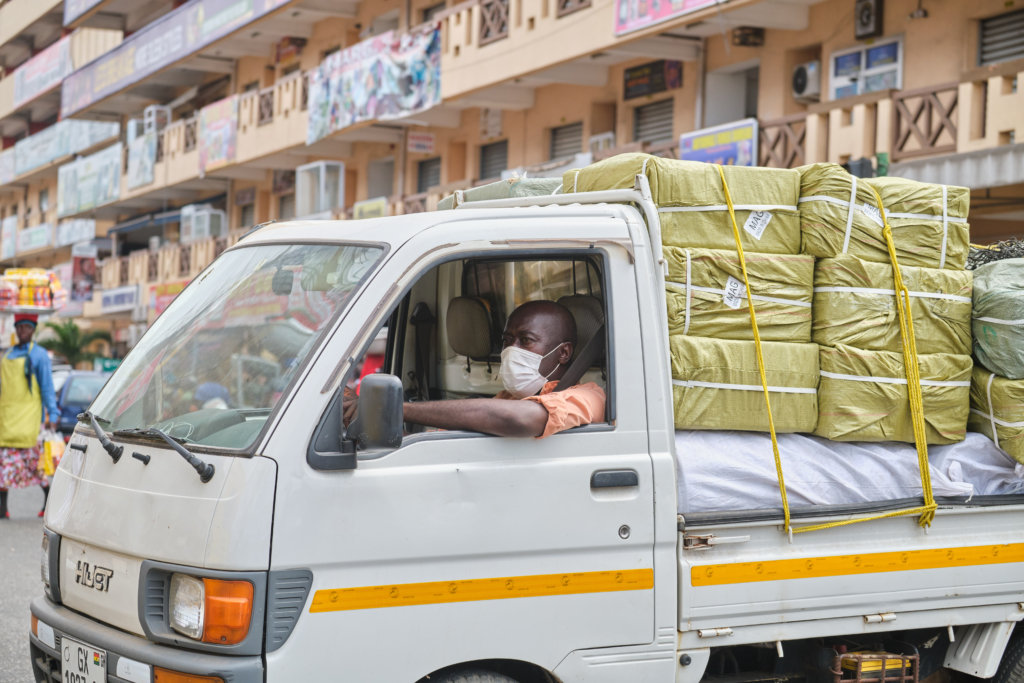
310,568,654,613
691,543,1024,587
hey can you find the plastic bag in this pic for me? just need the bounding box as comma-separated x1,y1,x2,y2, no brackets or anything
37,429,65,477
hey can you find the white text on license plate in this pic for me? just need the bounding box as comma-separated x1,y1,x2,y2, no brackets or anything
61,636,105,683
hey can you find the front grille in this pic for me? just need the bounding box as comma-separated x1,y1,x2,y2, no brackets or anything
30,640,60,683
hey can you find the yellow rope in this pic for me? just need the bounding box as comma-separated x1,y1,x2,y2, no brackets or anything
715,167,937,535
715,165,792,534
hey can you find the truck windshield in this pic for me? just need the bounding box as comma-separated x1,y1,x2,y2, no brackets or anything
90,242,383,450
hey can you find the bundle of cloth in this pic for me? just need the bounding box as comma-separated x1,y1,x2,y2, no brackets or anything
564,153,819,433
797,164,974,445
437,177,562,210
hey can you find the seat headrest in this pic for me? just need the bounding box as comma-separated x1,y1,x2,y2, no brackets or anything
557,295,605,360
446,296,493,359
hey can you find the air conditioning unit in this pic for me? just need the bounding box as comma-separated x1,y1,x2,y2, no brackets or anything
296,161,345,219
854,0,884,40
180,204,226,244
792,61,821,104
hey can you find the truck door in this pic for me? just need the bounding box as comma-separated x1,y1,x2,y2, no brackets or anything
265,214,656,681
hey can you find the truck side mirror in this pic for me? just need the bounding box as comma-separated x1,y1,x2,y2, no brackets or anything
346,374,403,455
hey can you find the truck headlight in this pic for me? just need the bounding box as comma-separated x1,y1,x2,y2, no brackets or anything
170,574,254,645
40,535,49,585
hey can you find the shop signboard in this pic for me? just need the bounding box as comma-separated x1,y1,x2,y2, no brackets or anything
407,132,435,154
94,357,121,372
307,26,441,145
58,143,123,217
614,0,718,35
150,279,189,317
353,197,387,220
56,219,97,247
61,0,293,118
17,223,53,254
101,283,138,314
679,118,759,167
15,119,120,177
0,217,17,260
14,36,72,109
127,132,158,189
71,242,98,302
623,60,682,100
198,95,239,173
272,169,295,195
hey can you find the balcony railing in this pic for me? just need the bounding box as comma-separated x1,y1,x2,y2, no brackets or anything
404,192,428,214
759,113,806,169
301,73,309,110
184,118,198,153
557,0,591,17
479,0,509,46
258,88,274,126
892,82,959,161
178,245,191,277
147,252,159,282
118,257,129,286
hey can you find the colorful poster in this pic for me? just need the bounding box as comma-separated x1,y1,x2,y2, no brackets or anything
150,280,189,316
0,216,17,260
127,132,157,189
56,219,97,247
58,143,123,218
64,0,105,26
307,26,441,145
15,119,120,176
198,95,239,173
14,36,72,109
61,0,292,118
614,0,719,35
0,149,14,186
17,223,53,254
679,118,759,167
72,243,99,302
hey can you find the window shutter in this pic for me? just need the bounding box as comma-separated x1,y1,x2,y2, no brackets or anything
550,122,583,160
980,9,1024,66
634,99,674,144
417,157,442,193
479,140,508,181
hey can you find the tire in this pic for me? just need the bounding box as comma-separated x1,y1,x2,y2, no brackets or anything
430,671,520,683
993,636,1024,683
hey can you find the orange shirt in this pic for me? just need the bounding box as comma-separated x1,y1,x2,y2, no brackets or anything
495,381,607,439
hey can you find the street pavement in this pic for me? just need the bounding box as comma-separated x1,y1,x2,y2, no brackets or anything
0,487,45,683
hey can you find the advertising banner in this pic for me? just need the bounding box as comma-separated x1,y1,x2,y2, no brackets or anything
53,261,84,316
307,26,441,145
0,150,14,186
17,223,53,254
614,0,718,35
679,118,759,167
353,197,387,220
64,0,105,26
58,143,123,217
198,95,239,173
15,119,120,177
150,280,189,316
127,132,157,189
101,283,138,314
61,0,292,118
0,216,17,260
71,242,99,302
56,219,97,247
14,36,72,109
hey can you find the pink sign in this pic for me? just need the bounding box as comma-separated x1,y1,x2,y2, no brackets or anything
14,36,72,109
614,0,718,35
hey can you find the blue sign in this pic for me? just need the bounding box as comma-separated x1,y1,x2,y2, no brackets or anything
679,118,758,167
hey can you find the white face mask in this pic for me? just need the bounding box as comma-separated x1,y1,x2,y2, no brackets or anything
498,342,567,399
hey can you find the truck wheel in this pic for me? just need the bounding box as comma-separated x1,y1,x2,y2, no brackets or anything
993,637,1024,683
430,671,520,683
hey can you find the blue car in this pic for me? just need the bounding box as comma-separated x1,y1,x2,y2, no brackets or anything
54,371,111,438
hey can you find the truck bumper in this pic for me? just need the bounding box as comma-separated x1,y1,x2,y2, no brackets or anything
30,596,264,683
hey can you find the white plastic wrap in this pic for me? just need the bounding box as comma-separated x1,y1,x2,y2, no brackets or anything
676,431,1024,514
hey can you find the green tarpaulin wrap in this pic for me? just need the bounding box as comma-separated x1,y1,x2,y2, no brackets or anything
670,335,819,432
812,254,973,355
798,163,970,270
437,177,562,210
564,153,802,254
968,367,1024,466
971,259,1024,380
814,345,971,444
664,247,814,341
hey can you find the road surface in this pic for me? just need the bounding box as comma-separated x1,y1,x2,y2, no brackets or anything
0,487,45,683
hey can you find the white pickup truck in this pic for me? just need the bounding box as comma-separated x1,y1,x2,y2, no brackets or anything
30,178,1024,683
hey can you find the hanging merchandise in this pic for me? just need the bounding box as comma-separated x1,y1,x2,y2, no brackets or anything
0,268,63,312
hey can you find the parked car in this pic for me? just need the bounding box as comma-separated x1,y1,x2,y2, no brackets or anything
50,364,73,394
53,371,110,438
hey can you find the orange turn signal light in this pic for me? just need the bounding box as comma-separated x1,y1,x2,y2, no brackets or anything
201,578,253,645
154,668,224,683
31,614,38,637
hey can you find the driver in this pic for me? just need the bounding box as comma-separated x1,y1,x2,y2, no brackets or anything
344,301,605,438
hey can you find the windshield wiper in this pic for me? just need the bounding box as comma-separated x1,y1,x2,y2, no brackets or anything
124,428,215,483
79,411,122,463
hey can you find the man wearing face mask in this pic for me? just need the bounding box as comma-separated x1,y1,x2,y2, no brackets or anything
344,300,605,438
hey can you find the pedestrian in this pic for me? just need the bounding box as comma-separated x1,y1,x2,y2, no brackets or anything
0,313,59,519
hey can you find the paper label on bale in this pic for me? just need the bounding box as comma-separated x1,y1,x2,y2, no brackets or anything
861,202,883,226
722,276,745,309
743,211,772,240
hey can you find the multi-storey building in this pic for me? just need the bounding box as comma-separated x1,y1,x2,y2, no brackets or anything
0,0,1019,352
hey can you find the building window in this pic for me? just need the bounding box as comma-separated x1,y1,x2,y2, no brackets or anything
240,203,256,228
479,140,508,181
243,80,260,93
417,157,442,193
423,1,447,22
279,193,295,220
829,36,902,101
979,9,1024,66
38,189,49,214
550,122,583,160
633,99,674,144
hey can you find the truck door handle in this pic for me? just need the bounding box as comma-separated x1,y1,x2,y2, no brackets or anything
591,470,639,488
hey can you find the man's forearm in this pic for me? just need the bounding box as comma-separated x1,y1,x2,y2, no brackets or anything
404,398,549,438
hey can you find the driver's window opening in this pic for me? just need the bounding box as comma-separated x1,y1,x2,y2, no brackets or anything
347,255,610,438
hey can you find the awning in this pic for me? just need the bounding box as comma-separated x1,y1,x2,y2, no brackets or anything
108,194,226,235
891,143,1024,190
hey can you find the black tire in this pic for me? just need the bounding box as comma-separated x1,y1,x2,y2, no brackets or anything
993,636,1024,683
430,671,520,683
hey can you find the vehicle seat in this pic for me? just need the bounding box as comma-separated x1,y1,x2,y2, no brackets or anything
446,296,494,359
556,295,605,361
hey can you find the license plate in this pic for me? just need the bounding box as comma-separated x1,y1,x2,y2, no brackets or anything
61,636,106,683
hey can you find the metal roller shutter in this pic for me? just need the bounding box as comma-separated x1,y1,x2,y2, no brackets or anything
980,9,1024,66
417,157,442,193
479,140,508,180
550,122,583,160
634,98,674,144
240,203,256,228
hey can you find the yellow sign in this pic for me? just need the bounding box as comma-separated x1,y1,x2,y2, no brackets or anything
353,196,387,220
